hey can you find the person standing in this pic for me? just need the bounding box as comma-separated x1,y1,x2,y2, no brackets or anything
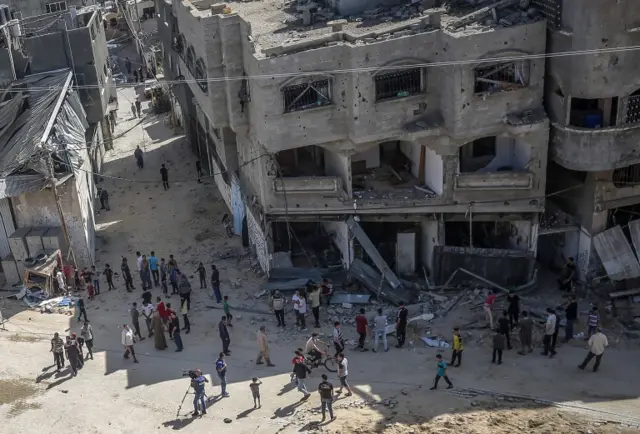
191,369,209,416
157,296,169,333
355,308,369,351
195,262,206,289
558,257,576,292
160,258,168,295
104,264,115,290
551,308,561,353
564,295,578,342
80,321,94,360
141,255,152,290
134,146,144,169
332,321,344,356
318,374,335,422
492,330,506,365
56,269,66,293
149,251,159,287
135,98,142,117
210,265,222,303
256,325,275,367
121,257,135,291
578,328,608,373
395,302,408,348
130,302,145,342
429,354,453,390
50,332,65,371
498,311,512,350
219,316,231,356
270,290,285,327
178,271,192,311
77,296,88,322
297,293,308,331
517,310,534,355
373,308,389,353
335,353,353,397
587,307,600,338
151,311,168,350
91,265,100,295
542,308,557,357
484,290,497,329
160,164,169,190
136,252,143,285
180,300,191,334
122,325,140,363
506,290,520,330
196,160,203,183
250,377,262,408
100,188,110,211
64,336,81,377
215,352,230,397
142,302,154,338
450,327,463,367
309,285,321,328
170,312,183,352
293,353,311,398
131,102,137,118
292,290,301,327
223,296,233,326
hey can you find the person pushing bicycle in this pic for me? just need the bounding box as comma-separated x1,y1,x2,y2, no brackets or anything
304,333,326,366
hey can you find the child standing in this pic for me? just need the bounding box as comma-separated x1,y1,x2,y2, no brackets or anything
91,265,100,295
587,307,600,338
223,296,233,327
250,377,262,408
451,327,463,367
429,354,453,390
195,262,206,289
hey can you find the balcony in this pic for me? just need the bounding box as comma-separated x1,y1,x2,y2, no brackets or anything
454,171,533,190
273,177,343,194
550,122,640,171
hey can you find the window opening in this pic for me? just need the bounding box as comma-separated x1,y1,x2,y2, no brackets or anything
375,68,422,101
283,80,331,112
474,61,528,94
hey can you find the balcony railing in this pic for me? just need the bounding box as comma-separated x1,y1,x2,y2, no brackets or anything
273,177,343,194
454,171,533,190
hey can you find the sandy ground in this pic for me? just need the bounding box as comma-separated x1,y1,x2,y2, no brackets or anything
1,84,640,434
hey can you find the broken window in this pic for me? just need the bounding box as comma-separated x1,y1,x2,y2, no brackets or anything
375,68,423,101
195,58,207,93
531,0,562,30
474,61,529,94
569,97,618,128
613,163,640,188
282,80,331,113
459,137,497,173
624,89,640,125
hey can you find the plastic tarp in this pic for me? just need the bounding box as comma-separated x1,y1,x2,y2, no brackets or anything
0,70,88,198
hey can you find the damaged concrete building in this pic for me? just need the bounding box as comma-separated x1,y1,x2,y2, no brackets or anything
156,0,549,286
539,0,640,282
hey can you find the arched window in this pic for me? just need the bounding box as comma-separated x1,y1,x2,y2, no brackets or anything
186,46,195,75
195,58,207,93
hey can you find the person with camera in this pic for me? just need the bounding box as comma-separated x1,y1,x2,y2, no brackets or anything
190,369,209,417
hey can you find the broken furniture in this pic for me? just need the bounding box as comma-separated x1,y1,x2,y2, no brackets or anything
23,249,63,297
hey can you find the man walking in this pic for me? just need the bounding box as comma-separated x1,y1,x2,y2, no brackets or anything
297,292,308,331
149,251,159,287
256,325,275,366
293,353,311,399
498,311,512,350
541,308,557,357
135,98,142,117
355,308,369,351
196,160,203,183
121,257,135,291
517,310,534,355
100,188,110,211
492,330,505,365
178,271,192,310
77,296,88,322
130,302,145,341
270,290,285,327
484,290,497,329
450,327,463,367
64,336,81,377
160,164,169,190
292,290,301,327
507,290,520,330
80,321,94,360
210,265,222,303
429,354,453,390
395,302,408,348
587,307,600,338
309,285,321,328
191,369,209,416
122,324,139,363
564,295,578,342
332,321,344,356
215,352,230,397
195,262,206,289
142,302,154,338
578,328,608,372
160,258,168,295
50,332,65,371
219,316,231,356
373,308,388,353
134,146,144,169
104,264,114,290
170,312,183,352
335,353,352,397
131,102,136,118
318,374,335,422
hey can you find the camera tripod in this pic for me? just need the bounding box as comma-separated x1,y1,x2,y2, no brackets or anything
176,383,208,417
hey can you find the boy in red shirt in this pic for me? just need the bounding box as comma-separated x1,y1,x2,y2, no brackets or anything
484,290,497,329
355,308,369,352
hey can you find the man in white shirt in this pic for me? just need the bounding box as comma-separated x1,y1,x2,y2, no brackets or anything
121,324,139,363
142,302,154,338
304,332,324,366
542,308,557,357
579,328,608,372
56,270,66,292
332,321,344,356
335,353,352,396
373,308,389,353
292,291,301,327
298,295,308,331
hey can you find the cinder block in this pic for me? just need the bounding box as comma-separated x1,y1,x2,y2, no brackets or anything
26,227,47,259
1,255,21,286
42,227,67,253
8,228,31,261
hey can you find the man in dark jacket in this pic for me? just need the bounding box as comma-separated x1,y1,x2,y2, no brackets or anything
497,311,512,350
293,352,311,398
210,265,222,303
219,316,231,356
507,290,520,330
395,302,409,348
121,257,135,291
65,336,81,377
564,295,578,342
178,271,192,310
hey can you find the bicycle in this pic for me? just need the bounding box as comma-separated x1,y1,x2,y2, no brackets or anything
304,351,338,373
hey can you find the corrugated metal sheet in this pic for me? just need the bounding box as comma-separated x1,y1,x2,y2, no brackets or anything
593,225,640,280
0,198,14,258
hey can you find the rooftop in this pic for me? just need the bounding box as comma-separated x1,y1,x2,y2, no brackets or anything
190,0,545,54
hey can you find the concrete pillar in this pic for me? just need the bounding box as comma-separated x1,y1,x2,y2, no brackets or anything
420,219,440,275
323,221,352,268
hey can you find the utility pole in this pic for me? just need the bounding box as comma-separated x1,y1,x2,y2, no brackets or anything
132,0,145,66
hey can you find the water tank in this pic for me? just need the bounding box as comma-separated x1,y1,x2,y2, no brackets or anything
0,5,10,25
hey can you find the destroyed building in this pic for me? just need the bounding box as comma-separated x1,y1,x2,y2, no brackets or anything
156,0,548,287
539,0,640,282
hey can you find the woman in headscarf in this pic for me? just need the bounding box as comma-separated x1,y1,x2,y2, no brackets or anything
151,311,168,350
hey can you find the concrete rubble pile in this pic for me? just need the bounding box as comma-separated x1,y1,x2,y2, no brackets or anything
445,0,544,32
